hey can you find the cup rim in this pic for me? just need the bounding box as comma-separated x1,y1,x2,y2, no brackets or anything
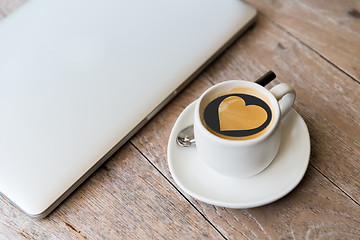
195,80,281,145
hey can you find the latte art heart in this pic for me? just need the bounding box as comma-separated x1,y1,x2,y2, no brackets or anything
202,90,273,140
218,96,268,131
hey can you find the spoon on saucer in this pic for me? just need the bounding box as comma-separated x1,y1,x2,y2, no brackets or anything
176,71,276,147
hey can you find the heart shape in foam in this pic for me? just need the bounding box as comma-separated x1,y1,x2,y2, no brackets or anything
218,96,268,131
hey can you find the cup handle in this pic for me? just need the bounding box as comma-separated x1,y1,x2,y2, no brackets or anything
270,83,296,119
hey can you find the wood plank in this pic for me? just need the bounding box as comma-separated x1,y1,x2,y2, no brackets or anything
206,14,360,203
199,167,360,239
131,14,360,238
131,84,360,238
244,0,360,81
0,143,224,239
134,13,360,204
1,0,360,238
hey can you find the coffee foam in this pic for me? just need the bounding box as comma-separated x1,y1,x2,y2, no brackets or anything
201,86,275,140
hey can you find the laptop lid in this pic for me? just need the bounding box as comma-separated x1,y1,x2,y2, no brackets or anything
0,0,256,218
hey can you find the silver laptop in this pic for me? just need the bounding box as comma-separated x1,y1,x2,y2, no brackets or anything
0,0,256,218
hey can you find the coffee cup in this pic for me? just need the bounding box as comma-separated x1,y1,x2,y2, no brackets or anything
194,80,295,178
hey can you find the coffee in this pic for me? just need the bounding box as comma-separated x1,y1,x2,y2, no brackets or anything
194,80,295,177
201,86,274,140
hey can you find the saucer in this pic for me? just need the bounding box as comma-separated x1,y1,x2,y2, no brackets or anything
167,101,310,208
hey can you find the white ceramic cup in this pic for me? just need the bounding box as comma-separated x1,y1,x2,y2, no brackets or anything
194,80,296,178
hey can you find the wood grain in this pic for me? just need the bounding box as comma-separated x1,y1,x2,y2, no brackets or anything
131,83,360,238
133,13,360,201
200,167,360,239
0,143,224,239
132,96,360,238
244,0,360,82
1,0,360,239
131,14,360,239
204,14,360,203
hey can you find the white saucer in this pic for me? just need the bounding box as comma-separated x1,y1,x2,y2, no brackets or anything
167,101,310,208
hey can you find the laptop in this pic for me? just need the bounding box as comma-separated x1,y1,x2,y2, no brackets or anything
0,0,256,218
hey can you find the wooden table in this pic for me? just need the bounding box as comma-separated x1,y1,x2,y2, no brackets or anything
1,0,360,239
